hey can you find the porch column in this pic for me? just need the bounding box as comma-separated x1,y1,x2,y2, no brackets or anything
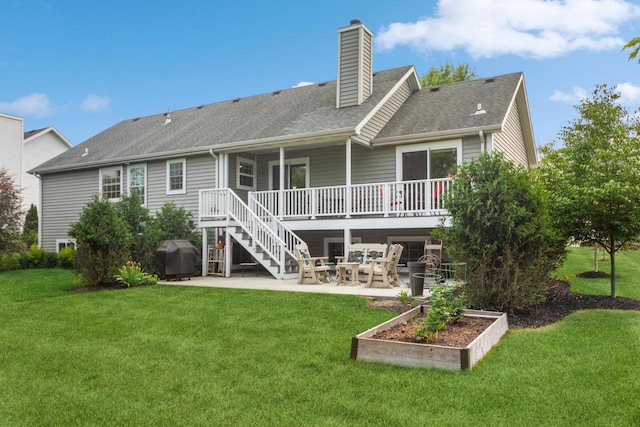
225,228,232,277
345,138,352,218
201,227,208,277
278,147,285,219
343,228,351,253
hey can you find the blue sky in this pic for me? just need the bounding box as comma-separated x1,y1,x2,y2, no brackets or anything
2,0,639,150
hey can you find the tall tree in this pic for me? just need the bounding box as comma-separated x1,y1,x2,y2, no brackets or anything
623,37,640,63
0,168,23,255
420,61,479,87
538,84,640,297
22,204,38,247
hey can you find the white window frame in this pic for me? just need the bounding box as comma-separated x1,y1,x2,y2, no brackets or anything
98,166,123,202
55,238,76,253
127,163,147,205
166,158,187,195
268,157,310,190
395,139,462,181
236,157,256,191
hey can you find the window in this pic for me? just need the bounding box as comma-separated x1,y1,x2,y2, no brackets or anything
127,163,147,204
323,237,362,263
99,166,123,201
166,158,186,195
268,157,310,190
56,239,76,253
236,157,256,190
386,236,425,264
396,140,461,181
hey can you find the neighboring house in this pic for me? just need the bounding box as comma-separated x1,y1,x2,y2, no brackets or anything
31,20,536,278
0,113,72,212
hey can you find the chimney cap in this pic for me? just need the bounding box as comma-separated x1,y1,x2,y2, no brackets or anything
349,19,361,25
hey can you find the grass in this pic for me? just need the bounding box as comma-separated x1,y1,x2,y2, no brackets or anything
553,246,640,299
1,253,640,426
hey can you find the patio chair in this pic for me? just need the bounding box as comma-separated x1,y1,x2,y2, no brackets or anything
364,244,404,288
294,243,330,285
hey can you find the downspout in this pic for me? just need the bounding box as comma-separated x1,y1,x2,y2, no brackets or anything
479,130,486,153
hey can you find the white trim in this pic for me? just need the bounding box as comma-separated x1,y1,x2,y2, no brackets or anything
98,165,123,201
236,156,256,191
354,67,419,136
395,139,462,181
127,163,147,205
55,238,76,253
268,157,310,190
166,158,187,195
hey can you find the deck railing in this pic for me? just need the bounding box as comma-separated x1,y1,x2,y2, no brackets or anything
242,178,451,219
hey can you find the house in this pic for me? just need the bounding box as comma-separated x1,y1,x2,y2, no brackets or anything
0,113,72,212
31,20,536,277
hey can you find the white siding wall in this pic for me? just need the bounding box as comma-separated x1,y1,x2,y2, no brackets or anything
492,102,528,167
0,114,23,189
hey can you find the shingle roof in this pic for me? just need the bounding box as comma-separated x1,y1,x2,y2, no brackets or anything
375,72,523,141
33,66,413,173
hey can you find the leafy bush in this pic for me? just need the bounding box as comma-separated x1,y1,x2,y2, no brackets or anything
0,253,21,271
69,195,131,286
26,244,45,267
114,261,158,287
434,152,566,312
0,168,23,255
43,251,59,268
416,285,465,341
22,204,38,247
58,246,76,269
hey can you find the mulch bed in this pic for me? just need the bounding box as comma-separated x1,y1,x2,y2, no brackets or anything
369,276,640,329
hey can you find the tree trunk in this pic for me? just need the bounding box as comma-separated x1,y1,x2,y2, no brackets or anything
594,244,599,272
610,237,616,298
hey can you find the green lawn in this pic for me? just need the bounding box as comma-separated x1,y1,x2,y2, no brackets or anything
1,251,640,426
553,246,640,299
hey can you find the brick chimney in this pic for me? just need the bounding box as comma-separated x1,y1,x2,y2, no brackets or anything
337,19,373,108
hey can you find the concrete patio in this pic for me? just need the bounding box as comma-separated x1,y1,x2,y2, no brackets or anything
160,272,417,298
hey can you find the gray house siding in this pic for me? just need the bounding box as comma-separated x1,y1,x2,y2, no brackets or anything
351,144,396,184
353,79,413,145
493,102,528,167
338,29,360,107
155,154,216,218
462,135,482,162
40,154,215,252
41,169,97,252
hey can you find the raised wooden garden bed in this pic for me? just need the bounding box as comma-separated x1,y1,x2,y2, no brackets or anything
351,305,508,370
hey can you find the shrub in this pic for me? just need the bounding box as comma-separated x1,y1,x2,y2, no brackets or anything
114,261,158,287
0,253,21,271
26,244,45,267
69,195,131,286
58,246,76,269
0,168,23,255
43,251,59,268
22,204,38,247
434,152,566,312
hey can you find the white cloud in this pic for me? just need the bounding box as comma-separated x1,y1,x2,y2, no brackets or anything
375,0,640,59
81,94,110,112
0,93,55,117
616,82,640,105
293,81,314,88
550,86,588,104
